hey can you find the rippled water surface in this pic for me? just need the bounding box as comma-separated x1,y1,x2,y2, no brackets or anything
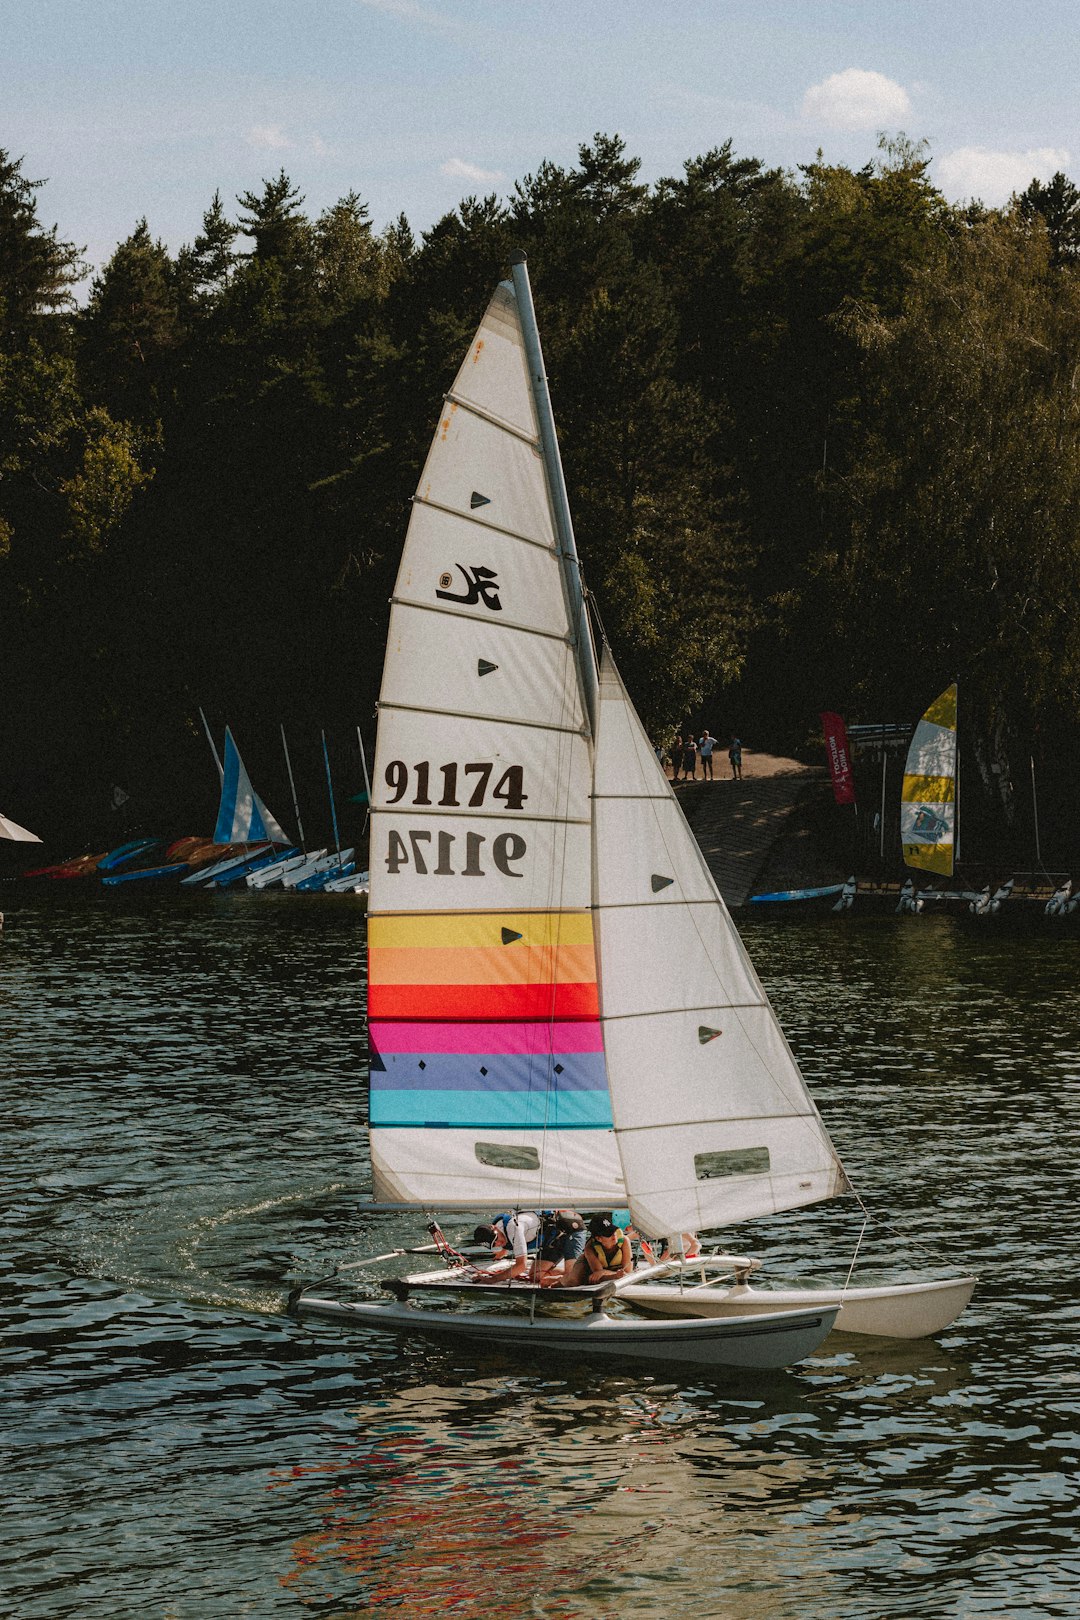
3,890,1078,1618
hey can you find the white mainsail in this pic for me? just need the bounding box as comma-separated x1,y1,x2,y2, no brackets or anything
592,650,849,1237
367,279,624,1209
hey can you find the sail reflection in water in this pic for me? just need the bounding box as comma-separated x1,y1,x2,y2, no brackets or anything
272,1375,844,1618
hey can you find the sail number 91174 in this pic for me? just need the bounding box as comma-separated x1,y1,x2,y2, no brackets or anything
383,759,527,811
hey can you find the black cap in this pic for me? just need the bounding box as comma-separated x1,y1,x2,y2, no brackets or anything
588,1213,616,1238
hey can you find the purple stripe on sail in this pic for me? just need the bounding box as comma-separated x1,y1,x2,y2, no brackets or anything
372,1049,609,1093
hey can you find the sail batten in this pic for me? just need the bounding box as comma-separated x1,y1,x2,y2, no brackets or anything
412,496,559,552
443,389,543,444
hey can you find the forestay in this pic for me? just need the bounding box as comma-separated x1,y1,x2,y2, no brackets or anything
367,280,625,1210
901,684,957,875
592,650,849,1237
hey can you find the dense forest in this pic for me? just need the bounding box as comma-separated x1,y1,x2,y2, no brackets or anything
4,132,1080,862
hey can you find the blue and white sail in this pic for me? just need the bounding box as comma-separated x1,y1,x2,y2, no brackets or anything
213,728,290,845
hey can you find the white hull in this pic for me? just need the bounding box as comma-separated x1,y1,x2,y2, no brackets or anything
293,1294,839,1369
281,850,351,889
247,849,326,890
619,1274,976,1339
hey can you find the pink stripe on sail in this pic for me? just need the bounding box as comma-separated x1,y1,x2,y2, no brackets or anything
369,1019,605,1055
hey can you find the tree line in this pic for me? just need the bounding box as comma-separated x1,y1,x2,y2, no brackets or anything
3,133,1080,860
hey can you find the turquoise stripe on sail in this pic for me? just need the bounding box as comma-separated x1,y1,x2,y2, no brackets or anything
369,1086,615,1130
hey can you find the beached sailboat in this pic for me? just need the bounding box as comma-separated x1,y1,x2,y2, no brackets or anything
293,258,966,1362
182,727,292,887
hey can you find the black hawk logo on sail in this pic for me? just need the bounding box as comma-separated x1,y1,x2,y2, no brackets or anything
436,565,502,611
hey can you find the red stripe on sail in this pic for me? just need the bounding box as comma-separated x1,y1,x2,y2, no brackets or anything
368,981,600,1021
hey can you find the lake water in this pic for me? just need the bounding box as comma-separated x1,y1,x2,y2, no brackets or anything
3,888,1077,1618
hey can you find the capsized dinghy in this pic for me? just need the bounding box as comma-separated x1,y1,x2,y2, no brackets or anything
291,255,972,1366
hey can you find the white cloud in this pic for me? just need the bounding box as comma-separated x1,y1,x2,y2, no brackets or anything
936,145,1070,206
441,157,504,183
246,124,291,151
311,134,334,159
802,69,911,130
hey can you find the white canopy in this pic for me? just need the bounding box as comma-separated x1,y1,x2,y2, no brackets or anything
0,811,41,843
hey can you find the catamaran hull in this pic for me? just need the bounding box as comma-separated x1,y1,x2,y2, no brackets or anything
292,1295,838,1368
619,1275,976,1339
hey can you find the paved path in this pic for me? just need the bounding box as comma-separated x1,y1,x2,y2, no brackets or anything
671,752,825,908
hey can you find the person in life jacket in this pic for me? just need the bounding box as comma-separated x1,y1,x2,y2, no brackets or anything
562,1213,634,1287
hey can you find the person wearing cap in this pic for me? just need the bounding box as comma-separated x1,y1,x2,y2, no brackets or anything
472,1211,542,1278
562,1213,634,1287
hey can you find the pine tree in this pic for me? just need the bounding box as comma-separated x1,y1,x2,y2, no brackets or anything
0,149,83,345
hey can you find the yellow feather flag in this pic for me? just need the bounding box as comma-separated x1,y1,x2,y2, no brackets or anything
901,684,957,876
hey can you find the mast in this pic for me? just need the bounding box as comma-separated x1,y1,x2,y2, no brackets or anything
199,706,224,782
953,680,961,871
281,724,307,855
321,730,342,864
509,252,600,734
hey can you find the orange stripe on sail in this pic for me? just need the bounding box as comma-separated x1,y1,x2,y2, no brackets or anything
369,943,596,988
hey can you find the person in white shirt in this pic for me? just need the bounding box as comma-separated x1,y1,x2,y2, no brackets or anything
473,1210,542,1278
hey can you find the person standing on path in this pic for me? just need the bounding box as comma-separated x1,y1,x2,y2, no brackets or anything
670,734,683,782
682,732,698,782
698,731,715,780
728,736,743,779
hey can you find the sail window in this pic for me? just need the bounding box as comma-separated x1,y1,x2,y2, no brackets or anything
694,1147,771,1180
475,1141,540,1171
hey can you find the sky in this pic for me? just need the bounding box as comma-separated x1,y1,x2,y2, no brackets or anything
7,0,1080,294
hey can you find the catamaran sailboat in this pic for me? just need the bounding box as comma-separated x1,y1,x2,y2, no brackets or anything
291,255,971,1364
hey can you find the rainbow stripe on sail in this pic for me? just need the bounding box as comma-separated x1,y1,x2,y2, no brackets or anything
901,684,957,875
368,911,612,1130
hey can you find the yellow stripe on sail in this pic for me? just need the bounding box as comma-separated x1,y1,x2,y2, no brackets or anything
922,684,957,730
368,911,594,949
901,774,956,804
903,841,954,875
